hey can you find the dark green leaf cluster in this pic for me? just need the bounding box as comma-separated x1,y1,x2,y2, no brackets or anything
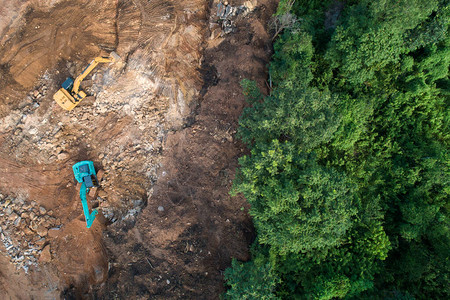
224,0,449,299
223,257,279,300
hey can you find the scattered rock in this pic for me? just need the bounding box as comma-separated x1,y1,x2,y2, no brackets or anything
39,245,52,263
36,238,46,247
92,265,107,284
39,206,47,215
36,226,48,237
158,206,165,212
48,228,60,238
23,227,33,235
41,219,51,228
8,213,18,221
13,217,21,227
57,152,69,160
216,1,251,34
133,199,143,208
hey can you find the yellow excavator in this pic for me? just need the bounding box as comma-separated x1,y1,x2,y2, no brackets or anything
53,51,120,111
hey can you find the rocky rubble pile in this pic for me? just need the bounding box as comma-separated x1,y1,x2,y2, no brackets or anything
0,193,61,272
0,74,61,163
0,67,165,211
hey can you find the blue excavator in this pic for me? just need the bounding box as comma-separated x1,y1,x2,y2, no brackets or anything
72,161,99,228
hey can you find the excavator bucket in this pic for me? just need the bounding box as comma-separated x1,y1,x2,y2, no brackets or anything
109,51,121,62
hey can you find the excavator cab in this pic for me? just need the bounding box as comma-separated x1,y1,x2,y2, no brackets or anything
62,77,74,91
73,161,99,188
72,161,99,228
54,51,120,111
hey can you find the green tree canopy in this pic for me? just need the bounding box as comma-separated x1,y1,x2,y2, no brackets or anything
225,0,449,298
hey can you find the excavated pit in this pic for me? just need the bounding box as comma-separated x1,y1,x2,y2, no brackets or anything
0,0,277,298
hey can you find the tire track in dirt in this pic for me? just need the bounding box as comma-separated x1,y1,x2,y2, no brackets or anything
0,157,73,205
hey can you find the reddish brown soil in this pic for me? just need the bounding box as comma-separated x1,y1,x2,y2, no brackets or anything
94,2,277,298
0,0,278,299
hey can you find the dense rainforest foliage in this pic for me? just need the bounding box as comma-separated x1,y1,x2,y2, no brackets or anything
224,0,449,299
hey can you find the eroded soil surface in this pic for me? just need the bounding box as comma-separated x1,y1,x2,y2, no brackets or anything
0,0,277,298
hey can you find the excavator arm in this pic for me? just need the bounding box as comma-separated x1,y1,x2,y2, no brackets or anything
72,161,99,228
71,56,115,94
53,51,120,111
79,182,98,228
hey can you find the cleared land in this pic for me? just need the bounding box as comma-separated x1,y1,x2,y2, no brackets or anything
0,0,277,298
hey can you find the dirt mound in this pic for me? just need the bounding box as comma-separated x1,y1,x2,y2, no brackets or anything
0,0,277,298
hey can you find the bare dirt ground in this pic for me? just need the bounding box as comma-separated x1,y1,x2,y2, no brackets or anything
0,0,277,299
